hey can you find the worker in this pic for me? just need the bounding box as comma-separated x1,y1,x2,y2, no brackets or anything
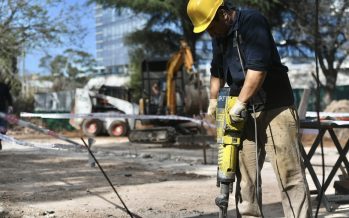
0,81,13,150
187,0,312,217
155,73,167,115
151,82,161,104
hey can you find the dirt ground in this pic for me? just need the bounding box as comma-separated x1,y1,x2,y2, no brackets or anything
1,131,349,218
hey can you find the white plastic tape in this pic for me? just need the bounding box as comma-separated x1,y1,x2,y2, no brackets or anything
20,112,216,128
0,112,83,147
0,133,76,150
306,111,349,118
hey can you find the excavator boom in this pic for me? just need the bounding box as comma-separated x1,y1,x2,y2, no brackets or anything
166,40,194,115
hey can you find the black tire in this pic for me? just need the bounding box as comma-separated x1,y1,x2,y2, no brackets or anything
107,121,128,137
82,119,103,137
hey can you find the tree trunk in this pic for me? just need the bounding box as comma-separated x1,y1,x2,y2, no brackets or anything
322,68,338,108
322,87,333,109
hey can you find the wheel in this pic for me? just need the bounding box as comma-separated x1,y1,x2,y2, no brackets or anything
107,121,128,137
82,119,103,137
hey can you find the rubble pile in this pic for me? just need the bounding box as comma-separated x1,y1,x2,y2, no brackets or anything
324,100,349,143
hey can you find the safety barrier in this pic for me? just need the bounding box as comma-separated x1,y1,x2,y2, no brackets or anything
0,133,77,150
20,112,216,128
0,112,83,148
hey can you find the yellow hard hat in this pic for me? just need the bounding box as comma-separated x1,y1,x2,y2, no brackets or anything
187,0,224,33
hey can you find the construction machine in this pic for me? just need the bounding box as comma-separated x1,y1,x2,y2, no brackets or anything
128,40,211,144
70,85,139,138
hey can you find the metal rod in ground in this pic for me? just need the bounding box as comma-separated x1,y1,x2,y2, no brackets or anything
81,138,134,218
87,138,96,167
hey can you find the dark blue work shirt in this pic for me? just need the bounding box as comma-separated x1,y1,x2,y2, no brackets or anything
211,9,294,111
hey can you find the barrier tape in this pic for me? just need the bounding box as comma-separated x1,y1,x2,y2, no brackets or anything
0,112,83,148
0,133,77,150
20,112,217,128
306,111,349,119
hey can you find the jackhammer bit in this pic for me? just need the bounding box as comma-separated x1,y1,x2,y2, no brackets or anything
215,88,245,218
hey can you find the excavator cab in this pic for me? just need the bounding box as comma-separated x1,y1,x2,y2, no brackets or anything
140,59,187,116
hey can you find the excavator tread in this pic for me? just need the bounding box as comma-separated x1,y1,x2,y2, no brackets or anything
128,127,177,143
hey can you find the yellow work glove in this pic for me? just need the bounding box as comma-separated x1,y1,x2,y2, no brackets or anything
229,99,247,123
207,99,217,117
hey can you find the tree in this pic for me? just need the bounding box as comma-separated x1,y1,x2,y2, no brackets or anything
128,47,145,103
0,30,21,93
235,0,284,25
63,49,98,78
39,49,97,91
90,0,282,58
275,0,349,105
0,0,87,92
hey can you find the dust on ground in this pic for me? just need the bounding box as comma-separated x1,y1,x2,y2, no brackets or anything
0,131,349,218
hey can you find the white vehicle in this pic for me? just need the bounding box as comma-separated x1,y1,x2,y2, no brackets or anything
70,86,139,137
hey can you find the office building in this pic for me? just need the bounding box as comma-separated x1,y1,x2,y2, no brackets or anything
95,5,147,75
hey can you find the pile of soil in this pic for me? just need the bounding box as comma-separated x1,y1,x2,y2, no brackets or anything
324,99,349,143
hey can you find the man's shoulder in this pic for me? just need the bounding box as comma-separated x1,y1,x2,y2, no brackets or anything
238,9,266,24
237,9,269,32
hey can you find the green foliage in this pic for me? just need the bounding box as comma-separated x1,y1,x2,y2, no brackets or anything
39,49,97,91
43,118,75,131
0,0,87,92
128,48,145,103
40,49,97,77
13,94,35,114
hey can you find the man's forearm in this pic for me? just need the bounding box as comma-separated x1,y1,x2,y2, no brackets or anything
210,76,224,99
238,69,266,103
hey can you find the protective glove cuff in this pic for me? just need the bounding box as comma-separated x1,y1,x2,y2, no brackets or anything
209,99,217,106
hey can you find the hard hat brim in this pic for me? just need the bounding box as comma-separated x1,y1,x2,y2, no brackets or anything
190,0,223,33
193,23,210,33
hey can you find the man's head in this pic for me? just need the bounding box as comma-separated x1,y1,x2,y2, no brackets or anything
187,0,234,38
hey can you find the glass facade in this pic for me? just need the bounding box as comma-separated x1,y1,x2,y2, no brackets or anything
95,5,147,75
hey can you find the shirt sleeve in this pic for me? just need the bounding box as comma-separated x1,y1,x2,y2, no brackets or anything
210,39,223,78
242,12,273,72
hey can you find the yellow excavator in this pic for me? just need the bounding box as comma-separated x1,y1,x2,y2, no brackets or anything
166,40,195,115
128,40,211,144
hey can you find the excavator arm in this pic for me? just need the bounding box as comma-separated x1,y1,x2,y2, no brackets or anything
166,40,194,115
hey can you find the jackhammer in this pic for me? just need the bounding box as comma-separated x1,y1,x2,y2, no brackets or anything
215,87,246,218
